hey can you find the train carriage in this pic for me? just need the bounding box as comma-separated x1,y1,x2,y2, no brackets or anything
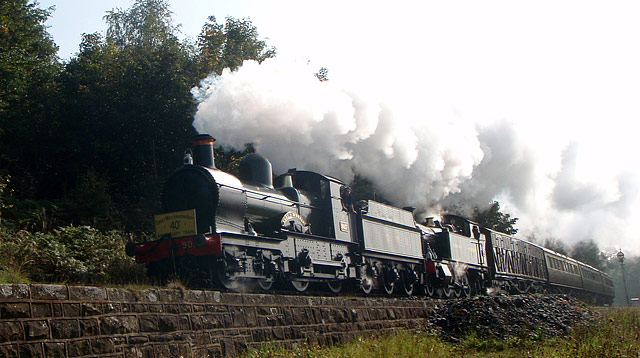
481,228,547,293
543,249,583,293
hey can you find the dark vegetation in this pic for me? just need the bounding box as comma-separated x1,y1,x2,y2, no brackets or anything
0,0,637,304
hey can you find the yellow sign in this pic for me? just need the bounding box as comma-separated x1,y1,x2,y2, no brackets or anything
154,209,197,239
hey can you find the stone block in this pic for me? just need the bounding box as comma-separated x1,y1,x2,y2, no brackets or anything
44,342,66,358
0,284,29,299
52,303,63,317
221,338,237,357
164,304,181,314
62,303,81,317
137,289,159,302
124,345,154,358
79,318,100,336
149,333,173,342
31,303,52,318
0,322,23,342
139,315,159,332
204,291,222,303
18,342,43,357
0,303,30,319
91,338,116,355
122,303,147,313
104,302,120,314
229,307,247,327
186,289,206,302
105,288,131,302
128,335,149,344
81,303,102,316
67,339,91,357
99,316,139,335
0,344,17,358
180,304,193,314
148,304,164,313
31,284,68,300
158,289,185,302
51,319,80,339
68,286,107,301
206,345,223,358
24,320,49,340
158,315,180,332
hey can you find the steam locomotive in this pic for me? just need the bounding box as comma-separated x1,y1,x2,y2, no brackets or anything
125,134,614,304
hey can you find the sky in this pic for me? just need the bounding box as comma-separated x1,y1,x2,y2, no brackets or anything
37,0,640,256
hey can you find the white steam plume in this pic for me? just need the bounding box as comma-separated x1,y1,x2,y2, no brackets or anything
192,59,484,207
192,58,640,255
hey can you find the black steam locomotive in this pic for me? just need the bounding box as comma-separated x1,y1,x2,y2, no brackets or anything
126,134,614,304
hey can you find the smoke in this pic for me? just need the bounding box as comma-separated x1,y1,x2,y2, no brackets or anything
192,58,640,255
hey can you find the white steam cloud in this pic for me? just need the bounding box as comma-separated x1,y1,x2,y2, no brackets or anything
192,58,640,255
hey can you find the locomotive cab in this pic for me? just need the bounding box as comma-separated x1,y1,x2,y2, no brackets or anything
276,170,355,242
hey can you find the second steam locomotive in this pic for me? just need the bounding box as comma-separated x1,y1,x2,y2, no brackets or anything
126,135,614,304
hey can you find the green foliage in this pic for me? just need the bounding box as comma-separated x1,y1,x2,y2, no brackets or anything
544,237,568,256
0,0,61,197
2,198,61,232
104,0,178,48
0,0,59,115
471,201,518,235
349,174,389,203
0,226,37,277
57,0,200,230
215,143,255,177
315,67,329,82
0,175,13,218
0,225,144,284
570,239,603,269
196,16,276,76
60,170,117,229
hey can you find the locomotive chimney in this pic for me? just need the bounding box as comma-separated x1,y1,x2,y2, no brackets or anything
192,134,216,169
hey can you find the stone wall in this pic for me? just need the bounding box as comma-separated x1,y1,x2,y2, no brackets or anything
0,284,435,357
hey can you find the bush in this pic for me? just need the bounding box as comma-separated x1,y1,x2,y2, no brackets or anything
0,225,145,284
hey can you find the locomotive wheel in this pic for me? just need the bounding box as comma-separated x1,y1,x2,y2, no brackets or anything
424,279,435,297
472,279,483,296
291,280,310,292
215,270,240,290
513,281,530,294
460,275,471,298
454,282,463,298
360,276,374,295
382,273,395,295
440,284,452,298
326,279,344,294
401,271,414,296
257,278,274,291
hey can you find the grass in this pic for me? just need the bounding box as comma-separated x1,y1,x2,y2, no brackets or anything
0,267,31,284
243,307,640,358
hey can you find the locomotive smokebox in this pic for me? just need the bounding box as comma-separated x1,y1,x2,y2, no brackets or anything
192,134,216,169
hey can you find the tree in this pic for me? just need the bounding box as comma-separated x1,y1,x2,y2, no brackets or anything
103,0,179,48
570,239,603,269
543,237,568,256
315,67,329,82
0,0,61,196
57,0,199,230
471,201,519,235
196,16,275,76
349,175,389,204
